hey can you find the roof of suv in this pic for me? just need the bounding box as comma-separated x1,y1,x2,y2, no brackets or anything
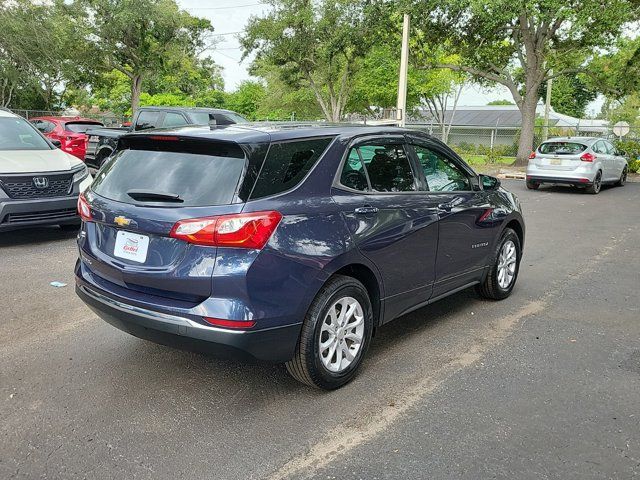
123,123,417,144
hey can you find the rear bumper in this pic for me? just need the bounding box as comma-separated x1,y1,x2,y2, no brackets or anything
0,196,79,231
75,280,302,364
526,175,594,186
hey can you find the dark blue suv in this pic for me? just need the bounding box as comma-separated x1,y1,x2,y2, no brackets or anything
75,124,525,389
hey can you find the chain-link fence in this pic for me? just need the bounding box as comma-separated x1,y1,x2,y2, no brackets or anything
404,123,640,158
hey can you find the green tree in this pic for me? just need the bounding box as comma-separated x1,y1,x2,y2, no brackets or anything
538,75,596,119
226,81,267,120
0,0,90,110
241,0,386,122
409,0,639,165
487,100,515,106
80,0,213,112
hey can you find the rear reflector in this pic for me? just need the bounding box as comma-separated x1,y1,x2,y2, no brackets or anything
77,193,92,221
580,152,596,162
170,211,283,249
203,317,256,329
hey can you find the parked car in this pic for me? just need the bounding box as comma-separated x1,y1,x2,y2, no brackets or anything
0,109,92,232
30,116,104,161
526,137,628,193
84,107,248,171
75,124,525,389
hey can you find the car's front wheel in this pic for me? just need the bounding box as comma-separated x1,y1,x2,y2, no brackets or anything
477,228,521,300
286,275,373,389
526,180,539,190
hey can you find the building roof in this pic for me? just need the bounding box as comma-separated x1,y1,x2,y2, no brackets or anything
411,104,609,132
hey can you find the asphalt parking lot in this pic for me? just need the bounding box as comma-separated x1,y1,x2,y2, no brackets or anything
1,179,639,480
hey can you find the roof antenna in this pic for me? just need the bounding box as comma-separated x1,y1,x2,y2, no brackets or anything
208,114,217,130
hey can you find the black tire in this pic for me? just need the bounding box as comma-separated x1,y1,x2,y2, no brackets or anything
286,275,374,390
615,166,628,187
586,171,602,194
476,228,521,300
526,180,539,190
96,149,113,169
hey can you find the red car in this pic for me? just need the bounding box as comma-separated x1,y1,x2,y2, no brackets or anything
30,116,104,161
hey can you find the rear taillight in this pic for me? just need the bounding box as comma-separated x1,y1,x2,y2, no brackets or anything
170,211,283,249
580,152,596,162
529,151,536,159
77,193,92,221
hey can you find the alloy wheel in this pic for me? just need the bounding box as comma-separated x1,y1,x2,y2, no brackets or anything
319,296,365,373
497,240,517,289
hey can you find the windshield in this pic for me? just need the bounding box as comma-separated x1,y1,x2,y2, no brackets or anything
539,142,587,155
92,147,246,207
191,112,249,125
65,122,103,133
0,118,52,151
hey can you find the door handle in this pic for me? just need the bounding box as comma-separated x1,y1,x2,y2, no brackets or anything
438,202,453,212
354,206,379,215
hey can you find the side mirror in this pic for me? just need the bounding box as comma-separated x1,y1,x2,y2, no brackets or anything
51,139,62,148
479,174,501,190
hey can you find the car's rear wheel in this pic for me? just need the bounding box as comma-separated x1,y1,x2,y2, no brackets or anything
586,171,602,194
615,166,628,187
476,228,521,300
286,275,373,389
526,180,539,190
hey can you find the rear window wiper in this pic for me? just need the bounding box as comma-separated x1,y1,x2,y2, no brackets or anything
126,189,184,203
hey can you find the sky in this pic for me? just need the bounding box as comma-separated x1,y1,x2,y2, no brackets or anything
176,0,602,115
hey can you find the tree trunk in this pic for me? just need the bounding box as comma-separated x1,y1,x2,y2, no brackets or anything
515,92,539,166
131,74,143,114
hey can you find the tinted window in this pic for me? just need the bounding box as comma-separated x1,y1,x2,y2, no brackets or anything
603,141,616,154
65,122,103,133
191,112,249,125
340,148,369,191
414,145,471,192
359,144,416,192
92,147,246,207
0,118,51,150
539,142,587,155
134,111,161,131
250,137,334,199
163,113,188,128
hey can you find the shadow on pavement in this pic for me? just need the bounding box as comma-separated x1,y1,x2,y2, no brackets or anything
0,225,78,247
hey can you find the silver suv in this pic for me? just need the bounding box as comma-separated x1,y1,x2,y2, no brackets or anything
526,137,628,194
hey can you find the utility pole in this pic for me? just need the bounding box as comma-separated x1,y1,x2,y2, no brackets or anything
396,14,410,127
543,70,553,141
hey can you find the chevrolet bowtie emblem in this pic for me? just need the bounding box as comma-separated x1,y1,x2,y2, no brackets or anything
114,216,132,227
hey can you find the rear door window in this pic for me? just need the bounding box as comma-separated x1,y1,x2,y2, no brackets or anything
92,144,246,206
250,137,334,199
358,144,416,192
539,142,587,155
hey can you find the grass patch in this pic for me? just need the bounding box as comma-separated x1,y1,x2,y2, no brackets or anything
460,154,516,166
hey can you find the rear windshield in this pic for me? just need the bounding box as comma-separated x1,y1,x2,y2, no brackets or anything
92,146,246,207
539,142,587,155
65,122,103,133
0,117,51,150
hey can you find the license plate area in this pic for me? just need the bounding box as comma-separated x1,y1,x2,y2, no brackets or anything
550,158,562,165
114,230,149,263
